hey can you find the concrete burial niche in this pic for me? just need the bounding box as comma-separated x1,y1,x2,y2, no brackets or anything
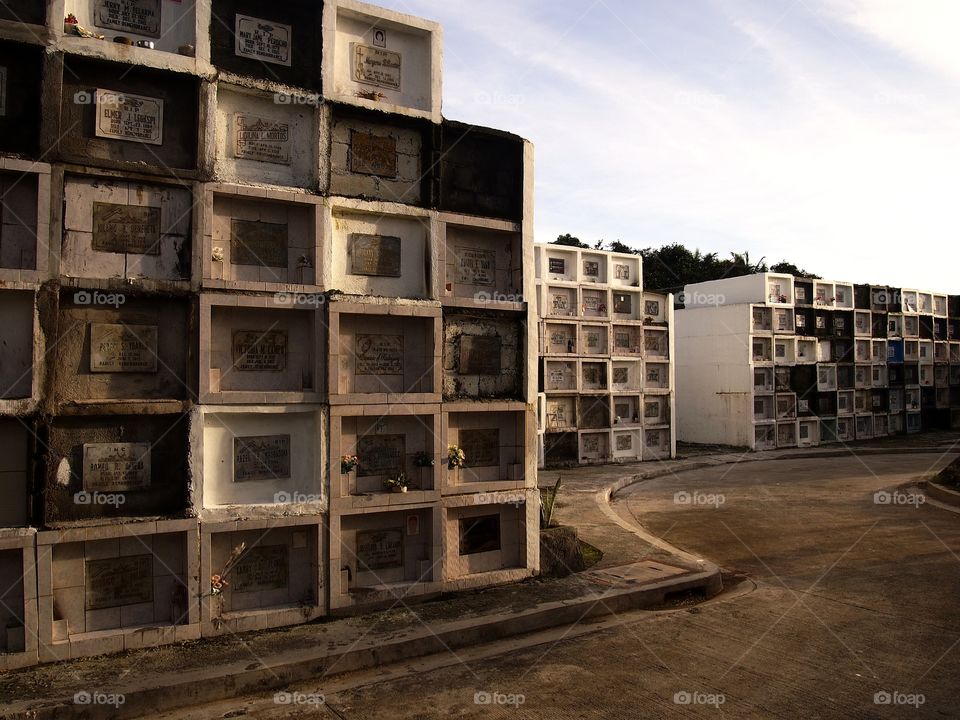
543,285,577,318
58,57,199,172
63,0,197,55
214,84,319,189
37,521,197,660
336,508,435,599
442,221,523,304
323,0,441,121
438,122,524,222
442,311,524,400
201,410,320,508
542,431,578,465
543,396,576,432
331,307,439,401
543,321,577,354
208,189,319,287
0,165,50,278
0,290,35,400
338,413,438,494
447,411,525,485
205,523,320,623
0,421,29,527
0,41,42,157
445,502,525,578
206,302,319,398
43,414,189,524
54,292,190,404
210,0,323,90
0,532,37,669
330,105,428,204
328,202,430,298
61,175,191,281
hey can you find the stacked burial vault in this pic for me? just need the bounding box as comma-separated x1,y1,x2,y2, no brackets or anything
676,273,960,449
534,245,676,467
0,0,537,668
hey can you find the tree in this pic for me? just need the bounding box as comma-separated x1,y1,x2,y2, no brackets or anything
551,233,589,249
771,261,820,279
607,241,636,255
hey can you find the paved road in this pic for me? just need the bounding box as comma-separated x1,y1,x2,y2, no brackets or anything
171,453,960,719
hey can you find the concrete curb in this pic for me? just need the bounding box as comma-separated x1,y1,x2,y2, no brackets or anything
925,481,960,509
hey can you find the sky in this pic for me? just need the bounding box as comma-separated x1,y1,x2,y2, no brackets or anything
376,0,960,293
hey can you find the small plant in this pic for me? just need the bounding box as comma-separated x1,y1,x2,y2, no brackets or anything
413,451,434,468
340,454,358,474
383,472,409,492
447,445,466,470
540,476,563,528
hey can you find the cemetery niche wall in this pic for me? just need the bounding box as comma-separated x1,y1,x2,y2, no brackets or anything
0,0,536,665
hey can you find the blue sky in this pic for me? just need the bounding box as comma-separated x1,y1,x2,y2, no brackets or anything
379,0,959,292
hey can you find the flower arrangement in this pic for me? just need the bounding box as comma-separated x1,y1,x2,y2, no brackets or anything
211,542,247,596
383,472,409,492
413,451,434,468
447,445,466,470
340,454,358,474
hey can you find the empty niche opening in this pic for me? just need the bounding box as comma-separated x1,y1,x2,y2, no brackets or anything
0,290,33,399
0,171,38,270
0,550,25,652
450,504,524,576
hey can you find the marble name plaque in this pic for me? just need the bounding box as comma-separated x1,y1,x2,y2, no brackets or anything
548,258,565,274
616,434,633,451
82,442,151,492
582,435,600,454
349,234,402,277
230,219,288,268
95,89,163,145
353,44,402,91
235,14,292,66
356,528,404,570
89,323,158,373
231,545,289,592
233,435,291,482
232,330,288,372
614,294,632,314
615,263,630,280
583,260,599,277
460,428,499,468
357,434,405,477
85,555,154,610
94,0,161,37
355,334,403,376
350,131,398,177
92,202,161,255
456,247,495,286
459,336,501,375
613,367,629,384
234,114,291,165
